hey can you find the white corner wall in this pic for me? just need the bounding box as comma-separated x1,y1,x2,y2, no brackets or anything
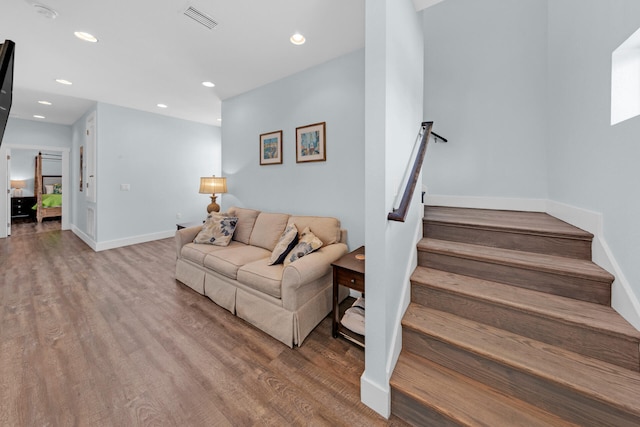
362,0,424,417
221,50,366,249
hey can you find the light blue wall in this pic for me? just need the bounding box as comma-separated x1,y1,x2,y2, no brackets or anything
95,103,221,243
422,0,549,199
547,0,640,310
221,49,365,249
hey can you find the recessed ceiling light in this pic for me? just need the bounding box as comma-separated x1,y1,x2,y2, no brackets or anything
157,103,168,108
74,31,98,43
33,115,46,119
290,33,306,45
38,100,52,106
202,81,215,88
56,79,73,85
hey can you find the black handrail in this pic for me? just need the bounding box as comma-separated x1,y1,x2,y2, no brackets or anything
388,121,445,222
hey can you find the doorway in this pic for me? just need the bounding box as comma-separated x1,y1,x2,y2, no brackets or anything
1,144,70,238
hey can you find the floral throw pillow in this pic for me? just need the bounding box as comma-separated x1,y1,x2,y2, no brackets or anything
284,226,323,265
268,224,298,265
53,183,62,194
194,212,238,246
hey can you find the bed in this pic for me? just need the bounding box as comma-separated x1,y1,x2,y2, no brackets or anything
33,152,62,222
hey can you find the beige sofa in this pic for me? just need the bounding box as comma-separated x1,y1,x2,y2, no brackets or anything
175,206,349,347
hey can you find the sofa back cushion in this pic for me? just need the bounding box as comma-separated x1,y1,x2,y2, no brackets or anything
228,207,261,244
249,212,290,251
286,215,341,246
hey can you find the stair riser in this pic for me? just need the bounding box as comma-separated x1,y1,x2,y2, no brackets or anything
411,283,640,371
403,328,640,426
424,222,592,260
419,251,611,305
391,390,460,427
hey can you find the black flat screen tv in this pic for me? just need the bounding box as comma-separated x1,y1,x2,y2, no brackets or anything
0,40,15,148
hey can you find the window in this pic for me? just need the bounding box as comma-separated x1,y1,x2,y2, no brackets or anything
611,27,640,125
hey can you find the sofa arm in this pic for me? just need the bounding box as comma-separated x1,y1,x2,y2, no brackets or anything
174,225,202,258
281,242,348,293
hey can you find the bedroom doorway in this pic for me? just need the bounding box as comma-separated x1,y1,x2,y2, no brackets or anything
2,144,70,238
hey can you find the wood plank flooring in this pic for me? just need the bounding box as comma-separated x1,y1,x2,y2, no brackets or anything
0,230,406,427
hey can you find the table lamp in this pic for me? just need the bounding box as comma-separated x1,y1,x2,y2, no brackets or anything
199,176,227,213
10,180,25,197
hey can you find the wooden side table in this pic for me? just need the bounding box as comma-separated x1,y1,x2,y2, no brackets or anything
332,246,365,347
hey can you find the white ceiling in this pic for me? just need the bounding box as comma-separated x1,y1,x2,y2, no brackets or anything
1,0,367,126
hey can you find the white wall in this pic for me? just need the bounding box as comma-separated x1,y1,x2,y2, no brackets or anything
547,0,640,325
221,49,365,249
422,0,549,199
362,0,424,417
92,103,221,248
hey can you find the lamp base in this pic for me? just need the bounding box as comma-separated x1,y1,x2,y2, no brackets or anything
207,194,220,213
13,189,23,197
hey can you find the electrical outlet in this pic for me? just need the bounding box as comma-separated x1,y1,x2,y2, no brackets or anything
120,184,130,191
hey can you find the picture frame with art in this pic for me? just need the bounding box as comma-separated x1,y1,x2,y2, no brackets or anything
296,122,326,163
259,130,283,165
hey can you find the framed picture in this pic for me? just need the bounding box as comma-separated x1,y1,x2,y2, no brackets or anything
296,122,326,163
259,130,283,165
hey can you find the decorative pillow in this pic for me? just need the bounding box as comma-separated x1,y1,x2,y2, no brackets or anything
53,183,62,194
268,224,298,265
283,227,323,266
44,184,54,194
193,212,238,246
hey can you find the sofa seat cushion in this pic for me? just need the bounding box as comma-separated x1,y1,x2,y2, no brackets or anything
237,259,284,299
181,240,243,266
203,245,271,280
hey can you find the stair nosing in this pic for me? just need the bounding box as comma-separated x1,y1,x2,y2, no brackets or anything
411,266,640,342
404,304,640,414
418,238,614,282
425,219,594,241
424,206,594,240
391,352,578,427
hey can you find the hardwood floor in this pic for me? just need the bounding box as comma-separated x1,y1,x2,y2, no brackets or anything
0,230,407,426
10,217,61,236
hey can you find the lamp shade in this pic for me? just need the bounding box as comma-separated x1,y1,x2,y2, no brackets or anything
10,180,25,189
199,176,227,194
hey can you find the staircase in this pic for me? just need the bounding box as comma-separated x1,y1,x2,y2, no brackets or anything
390,206,640,426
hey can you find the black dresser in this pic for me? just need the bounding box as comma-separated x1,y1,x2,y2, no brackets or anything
11,196,36,219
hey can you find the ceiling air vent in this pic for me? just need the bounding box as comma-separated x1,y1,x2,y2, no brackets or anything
183,6,218,30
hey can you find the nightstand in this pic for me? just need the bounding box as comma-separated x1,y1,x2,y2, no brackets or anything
11,196,36,219
332,246,365,347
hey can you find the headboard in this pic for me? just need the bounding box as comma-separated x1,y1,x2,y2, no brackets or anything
42,175,62,194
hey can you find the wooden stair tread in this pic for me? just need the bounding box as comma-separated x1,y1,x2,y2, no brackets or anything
411,266,640,342
425,206,593,240
391,352,577,427
403,304,640,415
419,238,614,282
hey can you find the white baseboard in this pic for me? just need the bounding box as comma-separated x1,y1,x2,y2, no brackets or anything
95,229,176,252
425,195,640,331
72,225,97,251
361,373,390,418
